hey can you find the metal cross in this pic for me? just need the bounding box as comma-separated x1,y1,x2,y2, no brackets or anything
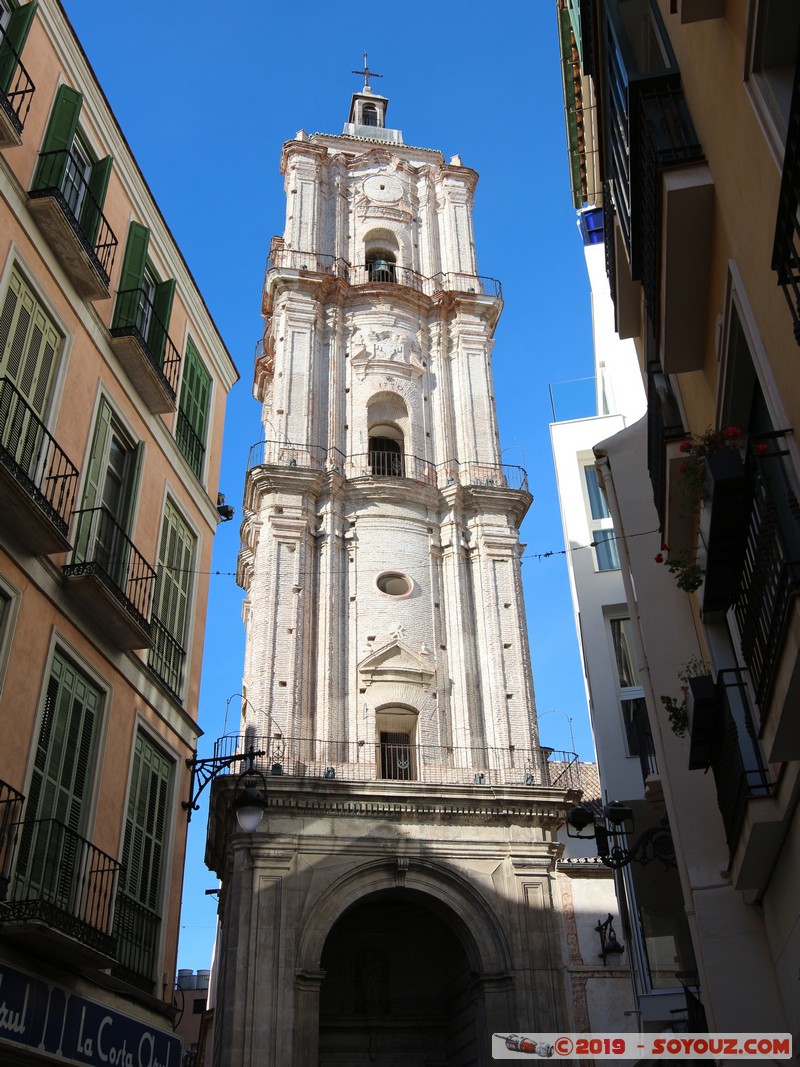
352,52,382,90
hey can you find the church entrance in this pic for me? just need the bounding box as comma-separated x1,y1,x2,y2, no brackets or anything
318,890,483,1066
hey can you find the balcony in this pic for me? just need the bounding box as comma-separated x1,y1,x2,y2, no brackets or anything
699,448,751,616
0,27,35,147
112,890,161,994
245,440,530,494
63,506,156,649
1,818,120,966
108,288,182,413
0,778,24,902
0,376,79,553
28,149,118,299
773,46,800,345
148,615,186,700
212,734,582,791
175,408,205,479
733,432,800,760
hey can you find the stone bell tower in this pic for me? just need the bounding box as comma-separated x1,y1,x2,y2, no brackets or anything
209,62,583,1067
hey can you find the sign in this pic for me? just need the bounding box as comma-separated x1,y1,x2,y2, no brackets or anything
0,962,182,1066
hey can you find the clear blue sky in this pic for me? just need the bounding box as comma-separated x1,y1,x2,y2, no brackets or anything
61,0,597,971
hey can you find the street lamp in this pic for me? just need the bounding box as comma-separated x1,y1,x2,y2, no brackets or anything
595,913,625,965
183,746,268,829
566,802,675,870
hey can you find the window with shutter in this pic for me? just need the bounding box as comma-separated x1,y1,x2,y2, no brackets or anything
0,267,60,418
148,498,195,696
176,339,210,479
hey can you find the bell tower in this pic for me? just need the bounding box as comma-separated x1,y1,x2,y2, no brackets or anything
214,68,582,1067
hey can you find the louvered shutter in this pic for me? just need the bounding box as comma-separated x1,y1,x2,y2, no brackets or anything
0,269,59,416
178,340,210,477
121,732,171,911
112,221,149,329
0,1,37,93
154,499,194,642
33,84,82,191
80,154,113,245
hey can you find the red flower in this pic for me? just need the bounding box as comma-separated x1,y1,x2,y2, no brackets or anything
654,553,665,564
679,462,688,473
723,426,741,439
755,443,768,454
679,441,692,453
661,542,669,550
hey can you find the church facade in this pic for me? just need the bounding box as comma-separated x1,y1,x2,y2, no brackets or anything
205,71,625,1066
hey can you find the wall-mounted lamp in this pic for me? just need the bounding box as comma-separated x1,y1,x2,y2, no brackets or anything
183,746,267,829
216,492,235,522
596,913,625,965
566,802,675,870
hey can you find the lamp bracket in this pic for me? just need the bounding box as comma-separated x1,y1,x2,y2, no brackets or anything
183,747,266,822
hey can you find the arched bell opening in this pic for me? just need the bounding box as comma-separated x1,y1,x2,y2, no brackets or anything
367,393,407,477
364,228,399,283
318,889,484,1066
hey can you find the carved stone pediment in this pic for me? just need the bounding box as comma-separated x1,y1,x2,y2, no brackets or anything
350,328,424,380
358,641,435,688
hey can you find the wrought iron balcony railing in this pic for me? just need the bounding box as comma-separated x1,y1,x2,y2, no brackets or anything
646,361,685,525
4,818,120,956
64,506,156,632
29,148,118,287
147,614,186,699
0,24,35,138
110,287,182,403
772,44,800,345
708,670,772,856
175,408,206,479
266,247,502,299
0,375,79,536
112,890,161,993
213,734,582,791
733,432,800,719
0,779,24,902
245,440,530,494
630,699,658,784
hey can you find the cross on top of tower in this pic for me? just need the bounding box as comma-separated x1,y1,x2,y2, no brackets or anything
352,52,382,91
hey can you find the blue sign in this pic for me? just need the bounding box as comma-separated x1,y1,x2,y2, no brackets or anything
0,962,182,1066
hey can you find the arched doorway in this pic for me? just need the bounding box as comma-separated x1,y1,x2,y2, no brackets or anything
318,890,482,1066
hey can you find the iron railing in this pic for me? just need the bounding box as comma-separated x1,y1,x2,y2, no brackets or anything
213,734,582,791
5,818,120,955
0,779,24,901
245,440,529,493
0,375,79,536
112,890,160,993
772,34,800,345
176,408,206,479
646,361,685,525
64,506,156,631
148,615,186,699
110,288,182,402
629,700,658,783
0,25,35,136
709,670,772,855
266,247,502,299
733,432,800,718
29,148,118,286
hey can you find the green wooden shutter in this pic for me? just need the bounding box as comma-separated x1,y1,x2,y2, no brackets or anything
121,732,171,910
149,277,175,362
112,221,149,329
154,498,194,641
33,84,82,191
178,340,210,477
0,1,37,93
80,154,113,245
0,269,60,416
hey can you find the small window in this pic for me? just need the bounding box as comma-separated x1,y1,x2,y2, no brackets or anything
376,571,412,597
748,0,800,146
177,339,211,479
362,103,378,127
583,463,620,571
0,577,20,697
610,616,648,757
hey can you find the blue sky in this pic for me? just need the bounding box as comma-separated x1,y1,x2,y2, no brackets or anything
61,0,598,970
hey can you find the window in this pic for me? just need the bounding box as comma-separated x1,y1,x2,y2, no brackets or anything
74,399,140,583
362,103,378,127
0,267,60,417
31,85,113,245
0,1,36,101
176,338,211,479
0,575,19,697
583,463,620,570
115,730,173,985
610,616,649,757
112,222,176,368
148,499,195,697
376,709,417,780
369,435,404,476
748,0,800,150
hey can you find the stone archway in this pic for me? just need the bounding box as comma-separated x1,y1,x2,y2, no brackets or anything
318,889,481,1067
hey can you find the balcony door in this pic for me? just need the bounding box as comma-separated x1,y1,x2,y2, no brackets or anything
76,400,139,581
16,650,101,909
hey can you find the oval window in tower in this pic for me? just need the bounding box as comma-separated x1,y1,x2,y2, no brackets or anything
375,571,413,598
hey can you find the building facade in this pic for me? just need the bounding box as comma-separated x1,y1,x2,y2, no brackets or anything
204,75,630,1066
0,0,237,1060
556,0,799,1038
